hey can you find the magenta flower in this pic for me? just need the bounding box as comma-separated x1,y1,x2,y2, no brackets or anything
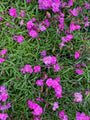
34,116,40,120
46,78,53,87
17,35,24,43
59,110,68,120
27,20,34,30
76,112,89,120
0,103,11,111
36,79,44,86
76,69,84,75
0,58,5,63
81,63,86,67
68,0,73,7
28,30,38,38
62,34,73,42
0,17,3,21
19,10,26,17
35,98,44,101
74,92,82,102
20,65,33,74
52,102,59,111
34,66,41,73
24,65,33,73
0,49,7,55
70,8,78,16
41,50,46,56
46,78,62,98
9,8,17,17
26,0,31,2
70,23,81,31
75,51,80,59
0,92,8,102
20,20,24,27
85,3,89,9
27,100,43,116
43,56,52,65
0,113,8,120
53,63,60,72
39,25,46,31
51,56,57,65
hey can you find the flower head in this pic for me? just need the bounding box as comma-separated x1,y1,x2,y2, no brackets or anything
0,49,7,55
74,92,82,102
9,8,17,17
70,8,78,16
76,69,84,75
17,35,24,43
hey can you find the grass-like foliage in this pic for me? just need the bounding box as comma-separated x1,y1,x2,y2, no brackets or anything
0,0,90,120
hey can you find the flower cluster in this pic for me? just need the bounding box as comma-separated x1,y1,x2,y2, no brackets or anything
76,112,89,120
59,110,68,120
46,77,62,98
20,65,41,74
0,86,11,120
74,92,82,102
0,49,7,63
9,8,17,17
70,23,81,32
27,100,43,116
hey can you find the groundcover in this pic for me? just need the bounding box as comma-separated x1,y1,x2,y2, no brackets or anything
0,0,90,120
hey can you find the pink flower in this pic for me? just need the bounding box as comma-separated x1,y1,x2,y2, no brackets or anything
70,8,78,16
26,0,31,2
28,30,38,38
70,23,81,31
0,49,7,55
81,63,86,67
0,92,8,102
0,58,5,63
0,103,11,111
27,100,43,116
53,63,60,72
54,77,61,82
0,17,3,21
46,78,53,87
17,35,24,43
77,7,82,11
35,98,44,101
52,102,59,111
68,0,73,7
76,69,84,75
20,20,24,27
75,51,80,59
19,10,26,17
24,65,33,73
27,20,34,30
59,110,68,120
34,116,40,120
70,23,76,31
76,112,89,120
43,56,52,65
85,3,89,9
62,34,73,42
9,8,17,17
84,16,88,21
59,42,65,48
74,92,82,102
0,113,8,120
34,66,41,73
41,50,46,56
20,65,33,74
51,56,57,65
39,25,46,31
36,79,44,86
